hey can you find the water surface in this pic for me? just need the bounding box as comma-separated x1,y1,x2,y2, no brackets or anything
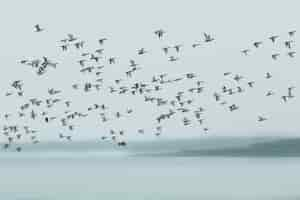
1,137,299,200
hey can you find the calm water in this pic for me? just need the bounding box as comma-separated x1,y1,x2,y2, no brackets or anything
1,137,300,200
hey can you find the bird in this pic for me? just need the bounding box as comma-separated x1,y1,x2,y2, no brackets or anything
60,44,69,51
98,38,107,45
34,24,44,32
81,52,90,57
74,41,85,49
265,72,272,79
237,86,244,93
269,35,279,43
173,45,183,52
203,33,214,42
11,80,23,90
241,49,250,56
154,29,165,39
229,104,239,111
65,101,71,107
233,74,243,82
248,81,255,88
90,54,100,62
281,96,288,103
80,67,95,73
253,41,263,48
192,43,201,48
108,57,116,64
287,51,296,58
67,34,77,42
272,53,280,60
284,40,293,49
266,91,275,96
129,60,138,67
78,59,87,67
95,49,104,54
169,56,179,62
258,116,267,122
288,30,296,37
20,60,28,64
162,46,170,54
138,48,147,55
213,93,221,101
288,87,295,98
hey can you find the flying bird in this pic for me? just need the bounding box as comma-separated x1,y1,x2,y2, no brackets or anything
253,41,263,48
269,35,279,43
258,116,267,122
169,56,179,62
241,49,250,56
288,30,296,37
98,38,107,45
173,45,183,53
287,51,296,58
154,29,165,39
272,53,280,60
265,72,272,79
284,40,293,49
192,43,201,48
203,33,214,42
67,34,77,42
162,46,170,54
34,24,44,32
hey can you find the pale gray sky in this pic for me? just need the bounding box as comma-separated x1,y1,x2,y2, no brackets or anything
0,0,299,142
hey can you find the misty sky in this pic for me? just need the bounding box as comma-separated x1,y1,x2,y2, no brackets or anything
0,0,299,141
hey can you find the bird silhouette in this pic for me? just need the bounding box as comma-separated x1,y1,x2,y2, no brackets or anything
34,24,44,32
269,35,279,43
203,33,214,42
154,29,165,39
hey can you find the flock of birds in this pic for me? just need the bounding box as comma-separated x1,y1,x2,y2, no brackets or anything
0,24,297,152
